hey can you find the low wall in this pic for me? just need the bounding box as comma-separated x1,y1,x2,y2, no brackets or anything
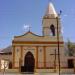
36,69,75,74
0,69,19,73
60,69,74,74
36,69,57,73
0,68,75,74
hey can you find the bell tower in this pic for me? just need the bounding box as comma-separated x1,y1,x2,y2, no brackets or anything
42,2,61,37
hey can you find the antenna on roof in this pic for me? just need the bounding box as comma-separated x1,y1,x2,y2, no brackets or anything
23,24,31,32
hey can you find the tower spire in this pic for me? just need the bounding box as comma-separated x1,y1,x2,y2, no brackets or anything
45,2,57,17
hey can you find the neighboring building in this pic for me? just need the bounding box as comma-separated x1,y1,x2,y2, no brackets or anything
0,46,12,70
0,2,75,74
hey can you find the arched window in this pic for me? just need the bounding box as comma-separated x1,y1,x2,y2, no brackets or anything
50,24,55,36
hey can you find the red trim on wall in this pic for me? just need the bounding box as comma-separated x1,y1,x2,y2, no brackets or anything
12,41,64,44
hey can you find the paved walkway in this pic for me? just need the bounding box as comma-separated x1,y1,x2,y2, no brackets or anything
0,73,75,75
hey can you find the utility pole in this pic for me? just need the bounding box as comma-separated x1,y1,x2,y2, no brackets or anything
50,49,58,72
56,11,62,75
56,16,60,75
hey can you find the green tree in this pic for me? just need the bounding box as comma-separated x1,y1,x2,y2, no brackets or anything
67,40,74,56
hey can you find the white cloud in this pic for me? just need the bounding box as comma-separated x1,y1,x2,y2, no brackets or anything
63,14,68,17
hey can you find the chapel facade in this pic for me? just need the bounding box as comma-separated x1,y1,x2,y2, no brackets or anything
0,2,75,73
12,2,64,73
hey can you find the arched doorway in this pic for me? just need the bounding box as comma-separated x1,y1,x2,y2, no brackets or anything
24,51,35,73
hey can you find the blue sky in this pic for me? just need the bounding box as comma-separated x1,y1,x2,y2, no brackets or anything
0,0,75,49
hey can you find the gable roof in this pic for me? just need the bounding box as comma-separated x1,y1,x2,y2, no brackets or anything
14,31,43,38
12,31,46,42
0,46,12,53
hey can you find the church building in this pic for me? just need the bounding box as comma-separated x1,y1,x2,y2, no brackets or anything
12,2,64,73
0,2,75,73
